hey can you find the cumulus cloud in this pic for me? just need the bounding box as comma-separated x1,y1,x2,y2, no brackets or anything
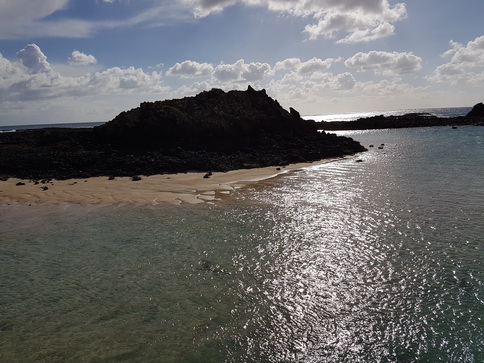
213,60,272,82
0,44,166,104
183,0,407,43
429,35,484,84
303,3,406,43
69,51,98,65
266,56,356,104
17,44,54,74
333,72,357,90
344,51,422,76
166,60,214,78
275,57,336,74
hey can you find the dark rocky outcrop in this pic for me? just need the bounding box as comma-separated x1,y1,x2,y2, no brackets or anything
466,102,484,117
0,87,365,180
316,103,484,131
94,86,321,151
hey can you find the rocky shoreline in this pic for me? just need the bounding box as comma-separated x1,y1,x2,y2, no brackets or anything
315,102,484,131
0,87,366,181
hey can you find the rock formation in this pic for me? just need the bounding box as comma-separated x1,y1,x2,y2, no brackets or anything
316,103,484,131
94,86,325,151
0,87,366,180
466,102,484,117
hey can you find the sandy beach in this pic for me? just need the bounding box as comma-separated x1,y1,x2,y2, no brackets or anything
0,161,332,206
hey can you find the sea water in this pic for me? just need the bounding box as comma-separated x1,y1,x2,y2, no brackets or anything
1,126,483,362
305,106,472,122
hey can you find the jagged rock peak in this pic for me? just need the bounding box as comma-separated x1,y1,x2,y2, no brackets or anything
94,86,315,150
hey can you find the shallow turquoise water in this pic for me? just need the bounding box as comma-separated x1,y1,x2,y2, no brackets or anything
1,126,483,362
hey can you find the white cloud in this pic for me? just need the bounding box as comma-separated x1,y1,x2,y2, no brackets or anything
355,79,429,96
212,59,272,82
183,0,407,43
0,44,166,104
88,67,164,91
333,72,357,90
17,44,54,74
429,35,484,84
298,57,335,74
344,51,422,76
275,57,336,74
0,0,405,43
241,62,272,81
69,51,98,65
166,60,214,78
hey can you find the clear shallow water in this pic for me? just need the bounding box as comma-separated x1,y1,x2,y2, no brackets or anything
1,126,483,362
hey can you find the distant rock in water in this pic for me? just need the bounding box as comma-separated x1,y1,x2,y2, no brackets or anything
316,104,484,131
466,102,484,117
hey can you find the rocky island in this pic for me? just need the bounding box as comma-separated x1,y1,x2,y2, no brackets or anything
315,102,484,131
0,86,365,181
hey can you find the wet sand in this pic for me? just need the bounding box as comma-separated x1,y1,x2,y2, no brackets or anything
0,161,334,206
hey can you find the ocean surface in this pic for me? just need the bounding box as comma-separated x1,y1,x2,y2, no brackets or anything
304,106,472,122
1,125,483,362
0,121,105,133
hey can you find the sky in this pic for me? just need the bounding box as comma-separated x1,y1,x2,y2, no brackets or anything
1,0,484,125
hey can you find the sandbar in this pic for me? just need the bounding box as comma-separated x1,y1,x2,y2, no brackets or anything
0,161,336,206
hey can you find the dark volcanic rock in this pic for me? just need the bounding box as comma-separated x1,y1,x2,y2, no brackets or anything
94,86,319,151
467,102,484,117
0,87,366,180
316,108,484,131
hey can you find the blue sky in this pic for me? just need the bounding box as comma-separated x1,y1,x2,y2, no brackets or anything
1,0,484,125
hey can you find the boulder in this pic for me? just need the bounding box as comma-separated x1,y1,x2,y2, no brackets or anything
466,102,484,117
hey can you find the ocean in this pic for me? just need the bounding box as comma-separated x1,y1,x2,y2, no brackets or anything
1,123,483,361
0,121,105,133
304,106,473,122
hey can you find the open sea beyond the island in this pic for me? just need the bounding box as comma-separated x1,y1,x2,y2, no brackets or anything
1,122,483,361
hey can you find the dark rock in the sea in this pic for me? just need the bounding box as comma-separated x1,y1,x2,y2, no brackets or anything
199,259,228,275
0,87,366,180
131,175,142,181
315,107,484,131
467,102,484,117
0,322,13,331
16,182,25,186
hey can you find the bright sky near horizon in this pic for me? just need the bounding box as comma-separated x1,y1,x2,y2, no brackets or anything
1,0,484,125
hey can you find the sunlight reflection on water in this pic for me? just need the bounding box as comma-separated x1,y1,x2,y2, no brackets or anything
1,127,483,362
227,128,483,362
